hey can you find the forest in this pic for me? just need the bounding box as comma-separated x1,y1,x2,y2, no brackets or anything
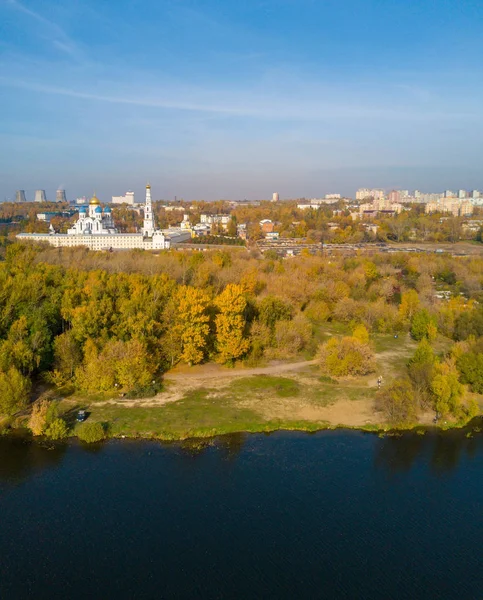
0,241,482,434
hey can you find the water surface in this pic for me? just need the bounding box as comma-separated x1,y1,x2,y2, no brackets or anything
1,429,482,599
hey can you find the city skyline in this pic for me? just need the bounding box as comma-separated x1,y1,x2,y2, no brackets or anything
1,0,483,200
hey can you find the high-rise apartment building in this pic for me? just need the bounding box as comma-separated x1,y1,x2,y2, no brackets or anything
425,198,473,216
15,190,27,202
458,189,467,199
34,190,47,203
356,188,384,200
112,191,135,205
272,192,279,203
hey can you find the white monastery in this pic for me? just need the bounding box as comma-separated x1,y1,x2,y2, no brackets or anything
17,184,192,251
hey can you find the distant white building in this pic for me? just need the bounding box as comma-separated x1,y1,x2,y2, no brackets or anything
356,188,384,201
17,185,191,250
425,198,474,216
272,192,279,203
200,214,231,230
112,191,135,205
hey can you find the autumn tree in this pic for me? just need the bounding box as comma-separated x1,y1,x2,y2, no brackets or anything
75,338,156,393
317,336,375,377
28,398,51,435
431,359,464,418
214,284,250,365
376,378,418,425
0,367,31,415
175,286,211,365
399,289,420,322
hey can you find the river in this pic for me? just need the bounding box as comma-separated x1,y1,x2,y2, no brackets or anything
1,429,483,599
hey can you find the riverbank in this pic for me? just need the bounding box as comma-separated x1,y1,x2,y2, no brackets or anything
2,333,479,442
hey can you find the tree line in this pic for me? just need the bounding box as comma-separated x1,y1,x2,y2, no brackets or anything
0,242,482,427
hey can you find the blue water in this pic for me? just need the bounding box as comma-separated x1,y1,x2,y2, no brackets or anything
1,429,482,599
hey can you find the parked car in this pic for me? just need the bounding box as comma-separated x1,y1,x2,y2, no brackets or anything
76,410,87,423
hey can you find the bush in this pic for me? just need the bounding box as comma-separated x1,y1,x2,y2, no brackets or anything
44,417,69,440
76,421,105,443
317,336,375,377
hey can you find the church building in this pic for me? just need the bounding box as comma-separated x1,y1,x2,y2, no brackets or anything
17,184,191,251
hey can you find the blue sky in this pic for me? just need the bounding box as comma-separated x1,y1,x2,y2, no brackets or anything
1,0,482,201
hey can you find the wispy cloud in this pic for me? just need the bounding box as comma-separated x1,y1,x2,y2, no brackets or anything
5,0,80,58
0,75,477,123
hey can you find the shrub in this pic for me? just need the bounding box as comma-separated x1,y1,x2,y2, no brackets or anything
44,417,69,440
76,421,105,443
317,336,375,377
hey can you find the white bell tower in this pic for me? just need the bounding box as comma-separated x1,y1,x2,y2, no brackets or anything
143,183,155,237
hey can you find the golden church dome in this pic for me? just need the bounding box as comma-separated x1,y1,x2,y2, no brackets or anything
146,183,151,189
89,194,100,205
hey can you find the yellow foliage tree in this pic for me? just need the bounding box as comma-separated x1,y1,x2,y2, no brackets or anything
352,324,370,344
214,284,250,364
399,289,420,322
28,398,51,435
176,286,211,365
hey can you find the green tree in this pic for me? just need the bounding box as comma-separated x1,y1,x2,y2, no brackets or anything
257,296,293,329
456,351,483,394
407,339,437,407
411,309,437,341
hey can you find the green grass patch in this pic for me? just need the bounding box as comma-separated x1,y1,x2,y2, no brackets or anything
229,375,301,398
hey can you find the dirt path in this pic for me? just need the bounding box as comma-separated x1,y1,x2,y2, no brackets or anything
166,360,318,382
